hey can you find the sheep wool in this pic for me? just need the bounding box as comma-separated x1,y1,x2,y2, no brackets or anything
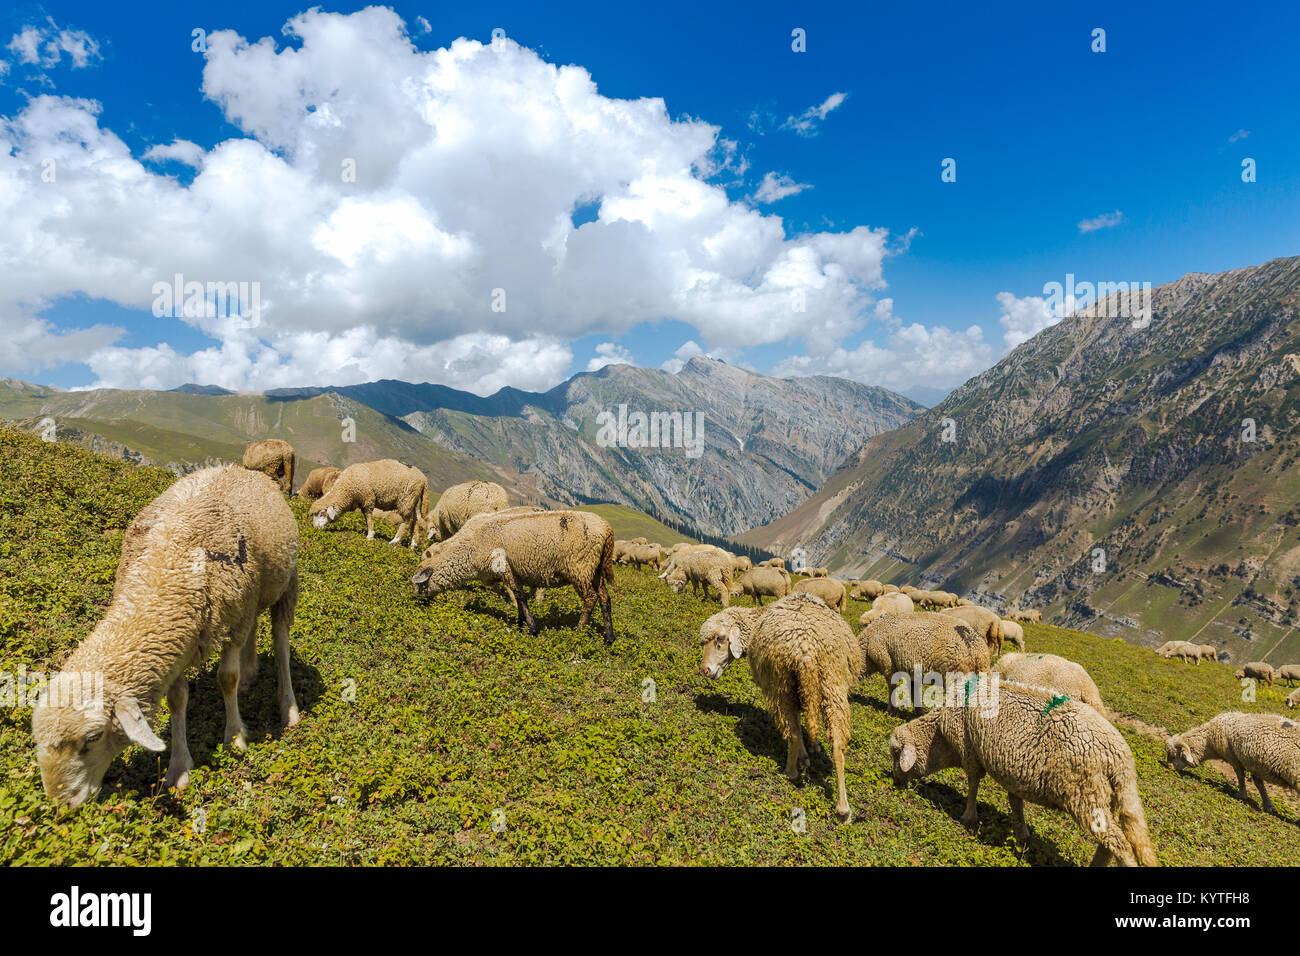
939,605,1005,656
309,459,428,549
859,591,914,626
32,465,300,807
242,438,295,493
731,567,792,606
700,594,864,823
665,547,735,607
890,681,1157,866
298,466,340,500
1166,712,1300,814
999,619,1026,652
857,612,990,711
793,576,846,613
1234,662,1275,685
427,480,509,542
993,652,1103,711
1277,663,1300,685
411,509,615,643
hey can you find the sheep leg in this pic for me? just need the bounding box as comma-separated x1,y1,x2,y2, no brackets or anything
597,575,614,645
218,641,249,751
238,624,259,693
273,575,300,728
389,516,410,547
1252,775,1275,814
515,589,540,635
830,724,852,824
364,509,375,540
960,768,983,829
576,585,597,630
1088,813,1137,867
1008,794,1029,843
1233,764,1249,800
163,677,193,791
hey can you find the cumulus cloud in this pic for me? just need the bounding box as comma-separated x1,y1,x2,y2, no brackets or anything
1077,209,1123,233
996,291,1062,350
782,92,846,136
753,171,810,203
586,341,633,371
7,19,101,69
0,9,892,395
773,322,994,396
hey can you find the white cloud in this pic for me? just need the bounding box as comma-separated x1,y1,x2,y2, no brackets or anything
1229,128,1250,143
586,341,633,371
7,20,101,69
1077,210,1123,233
782,92,846,136
773,322,994,395
142,139,206,168
416,16,432,35
996,291,1062,351
753,171,810,203
0,10,891,394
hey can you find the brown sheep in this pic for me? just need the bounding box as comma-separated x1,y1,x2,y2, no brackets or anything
1234,662,1275,685
793,576,846,613
298,466,340,500
427,480,509,542
309,459,428,549
940,605,1005,656
730,567,792,606
856,612,990,713
242,438,295,493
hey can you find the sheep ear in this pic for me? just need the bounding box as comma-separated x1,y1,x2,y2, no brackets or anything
899,743,917,772
489,547,509,576
727,624,744,659
411,567,432,585
114,698,165,752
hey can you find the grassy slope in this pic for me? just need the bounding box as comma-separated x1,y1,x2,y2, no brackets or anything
578,504,698,546
1,428,1297,865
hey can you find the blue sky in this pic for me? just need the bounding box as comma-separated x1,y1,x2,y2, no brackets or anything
1,0,1296,404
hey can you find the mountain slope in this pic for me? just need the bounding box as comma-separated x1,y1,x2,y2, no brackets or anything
329,358,921,536
742,255,1300,663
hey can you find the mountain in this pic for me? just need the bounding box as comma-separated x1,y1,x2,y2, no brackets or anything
170,383,234,396
318,358,921,536
741,255,1300,664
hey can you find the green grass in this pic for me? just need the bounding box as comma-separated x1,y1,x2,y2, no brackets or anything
577,504,697,546
1,426,1298,865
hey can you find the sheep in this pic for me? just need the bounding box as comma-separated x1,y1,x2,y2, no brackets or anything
758,557,786,570
618,543,663,570
808,567,829,578
999,619,1026,652
659,543,729,579
915,590,959,609
856,612,990,712
1196,644,1219,663
426,480,509,542
1288,689,1300,709
298,466,340,501
1155,640,1198,661
1007,608,1042,623
730,553,753,574
241,438,295,493
1166,712,1300,815
730,567,792,606
900,585,918,595
793,576,846,613
955,597,973,606
309,459,428,550
665,547,734,607
1234,662,1275,685
882,584,901,594
890,681,1157,866
32,465,300,807
850,579,886,600
630,537,648,545
859,591,914,626
993,652,1104,711
939,605,1006,656
699,593,863,823
411,509,615,643
1275,664,1300,685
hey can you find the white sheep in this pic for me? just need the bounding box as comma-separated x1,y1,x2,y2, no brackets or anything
699,594,863,822
32,465,300,806
1166,712,1300,815
309,459,428,549
426,480,509,542
730,567,792,606
993,652,1104,711
792,576,846,613
891,680,1158,865
999,619,1026,652
1234,662,1275,685
242,438,295,493
859,591,914,626
665,547,734,606
1275,664,1300,685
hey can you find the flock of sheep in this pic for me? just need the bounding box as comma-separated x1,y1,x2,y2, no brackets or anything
25,437,1300,866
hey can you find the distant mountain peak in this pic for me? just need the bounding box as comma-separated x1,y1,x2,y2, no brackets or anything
170,383,233,396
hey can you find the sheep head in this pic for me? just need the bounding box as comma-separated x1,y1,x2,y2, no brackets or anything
1164,735,1198,771
699,614,747,678
310,503,339,529
33,676,164,809
888,711,954,785
666,569,688,594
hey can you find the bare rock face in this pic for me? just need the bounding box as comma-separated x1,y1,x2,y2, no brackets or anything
742,255,1300,660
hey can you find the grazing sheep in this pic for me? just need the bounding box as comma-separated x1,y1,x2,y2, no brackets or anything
730,566,792,606
856,612,990,712
999,619,1026,651
411,509,614,643
242,438,295,493
1155,640,1198,662
758,557,787,571
900,585,918,595
666,547,734,607
808,567,829,578
32,466,300,807
618,543,663,570
1234,662,1275,685
309,459,428,549
993,652,1104,711
298,466,340,501
426,480,509,542
939,605,1005,656
954,598,973,606
859,592,915,626
629,537,648,545
1166,712,1300,815
1276,664,1300,685
882,584,901,594
793,576,846,613
915,590,958,609
1287,688,1300,709
1008,608,1043,623
699,594,863,823
890,681,1157,866
850,579,886,600
730,553,752,574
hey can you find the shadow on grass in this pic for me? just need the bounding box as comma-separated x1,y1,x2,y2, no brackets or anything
110,647,325,810
905,778,1079,866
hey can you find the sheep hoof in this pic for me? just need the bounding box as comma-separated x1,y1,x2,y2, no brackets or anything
960,810,980,830
1014,824,1031,844
282,703,300,728
226,726,249,752
366,531,375,540
164,762,192,791
389,536,402,546
835,806,853,825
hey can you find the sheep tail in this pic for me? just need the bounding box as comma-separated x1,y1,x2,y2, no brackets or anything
1113,767,1159,866
795,659,824,744
598,527,615,590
